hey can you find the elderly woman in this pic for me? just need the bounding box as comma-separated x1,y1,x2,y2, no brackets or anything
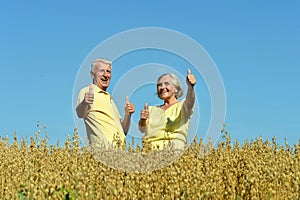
138,69,196,150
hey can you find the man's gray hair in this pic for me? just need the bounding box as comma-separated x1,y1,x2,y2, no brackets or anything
91,58,112,72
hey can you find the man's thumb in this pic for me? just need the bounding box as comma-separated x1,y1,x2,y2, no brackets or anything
89,84,93,94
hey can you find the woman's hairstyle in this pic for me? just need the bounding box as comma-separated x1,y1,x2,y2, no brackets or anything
156,73,184,99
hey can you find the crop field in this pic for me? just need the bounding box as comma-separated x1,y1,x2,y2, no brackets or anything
0,128,299,199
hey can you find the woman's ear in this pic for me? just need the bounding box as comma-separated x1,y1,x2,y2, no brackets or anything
175,90,178,98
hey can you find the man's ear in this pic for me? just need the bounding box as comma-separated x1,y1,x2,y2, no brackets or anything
90,71,94,79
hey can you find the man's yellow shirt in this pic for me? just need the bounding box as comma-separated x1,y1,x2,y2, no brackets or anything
77,84,125,146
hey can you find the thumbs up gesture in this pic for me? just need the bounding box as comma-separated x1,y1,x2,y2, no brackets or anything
124,96,135,116
140,103,149,120
186,68,196,87
84,84,94,104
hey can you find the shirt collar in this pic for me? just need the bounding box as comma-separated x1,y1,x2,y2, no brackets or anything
91,84,110,95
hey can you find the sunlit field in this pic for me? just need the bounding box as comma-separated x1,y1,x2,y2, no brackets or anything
0,125,299,199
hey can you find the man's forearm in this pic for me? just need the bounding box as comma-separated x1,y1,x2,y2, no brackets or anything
121,114,131,134
76,101,90,118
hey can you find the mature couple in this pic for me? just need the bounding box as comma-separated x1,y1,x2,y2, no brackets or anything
76,58,196,151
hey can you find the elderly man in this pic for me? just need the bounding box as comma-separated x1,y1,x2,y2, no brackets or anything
76,58,135,147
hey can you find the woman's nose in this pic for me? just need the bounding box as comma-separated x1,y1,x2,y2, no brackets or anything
159,84,165,89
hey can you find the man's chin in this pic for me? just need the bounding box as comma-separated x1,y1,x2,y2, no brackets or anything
102,86,109,90
100,82,110,87
98,84,109,91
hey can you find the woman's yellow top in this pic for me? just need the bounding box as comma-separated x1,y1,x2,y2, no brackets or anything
143,99,192,150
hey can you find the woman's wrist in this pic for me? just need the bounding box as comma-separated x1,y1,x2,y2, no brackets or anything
139,119,147,126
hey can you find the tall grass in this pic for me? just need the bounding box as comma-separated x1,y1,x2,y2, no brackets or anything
0,126,299,199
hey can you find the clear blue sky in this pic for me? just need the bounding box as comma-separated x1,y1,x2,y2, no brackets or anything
0,1,299,147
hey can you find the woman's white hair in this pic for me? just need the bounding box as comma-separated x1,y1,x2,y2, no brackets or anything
156,73,184,99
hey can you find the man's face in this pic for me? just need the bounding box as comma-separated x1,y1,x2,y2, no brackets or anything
91,62,112,91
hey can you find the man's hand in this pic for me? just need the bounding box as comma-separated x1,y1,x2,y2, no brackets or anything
84,84,94,104
124,96,135,116
186,68,196,87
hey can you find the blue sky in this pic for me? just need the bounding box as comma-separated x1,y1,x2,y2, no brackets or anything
0,1,299,147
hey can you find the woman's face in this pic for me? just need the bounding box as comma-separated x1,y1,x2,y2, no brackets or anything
157,75,177,100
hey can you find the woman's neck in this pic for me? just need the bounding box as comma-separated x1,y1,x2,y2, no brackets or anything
162,97,178,110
